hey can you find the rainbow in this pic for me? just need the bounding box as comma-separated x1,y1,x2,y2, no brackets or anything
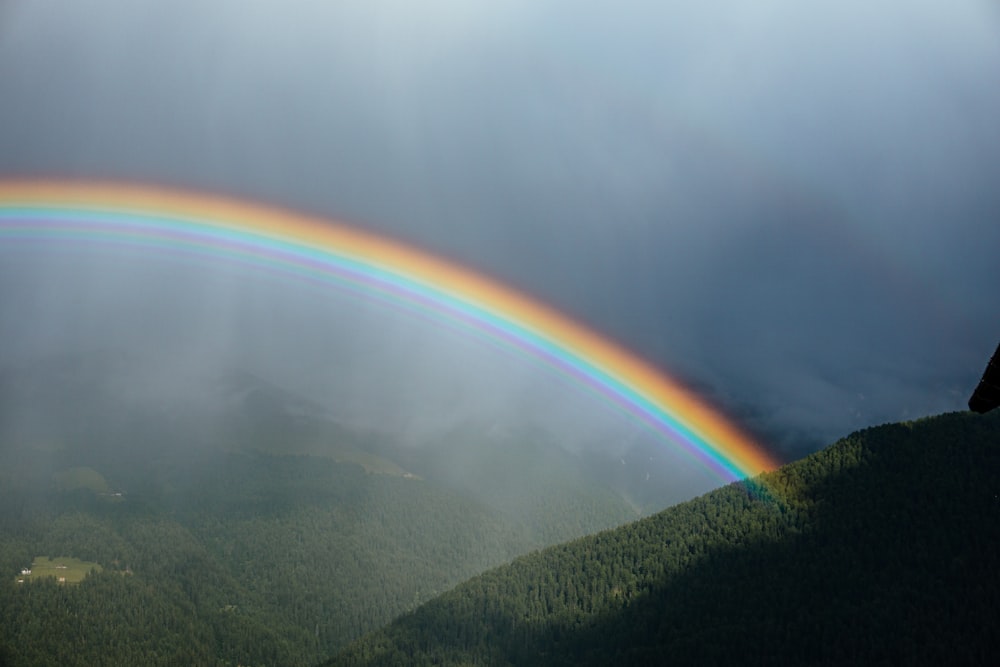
0,180,778,481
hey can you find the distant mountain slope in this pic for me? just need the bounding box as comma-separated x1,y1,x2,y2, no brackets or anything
384,424,641,545
0,350,659,544
0,451,536,666
328,410,1000,666
0,352,657,665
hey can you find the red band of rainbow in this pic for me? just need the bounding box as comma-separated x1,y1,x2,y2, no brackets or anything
0,180,779,482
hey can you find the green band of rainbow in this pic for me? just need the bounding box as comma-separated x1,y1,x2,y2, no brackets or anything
0,181,778,481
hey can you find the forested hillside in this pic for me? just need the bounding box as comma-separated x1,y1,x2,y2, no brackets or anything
0,451,537,666
0,357,644,666
329,410,1000,666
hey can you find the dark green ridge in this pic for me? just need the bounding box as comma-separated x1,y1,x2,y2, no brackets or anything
328,410,1000,666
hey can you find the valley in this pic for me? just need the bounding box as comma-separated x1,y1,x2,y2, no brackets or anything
0,355,655,665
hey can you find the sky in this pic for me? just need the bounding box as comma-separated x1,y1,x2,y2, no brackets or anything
1,0,999,464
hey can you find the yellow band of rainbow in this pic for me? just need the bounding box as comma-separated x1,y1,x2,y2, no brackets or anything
0,180,779,481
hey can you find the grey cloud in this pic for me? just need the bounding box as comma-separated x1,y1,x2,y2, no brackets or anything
2,0,999,466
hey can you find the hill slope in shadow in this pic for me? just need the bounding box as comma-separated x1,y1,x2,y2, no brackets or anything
329,410,1000,666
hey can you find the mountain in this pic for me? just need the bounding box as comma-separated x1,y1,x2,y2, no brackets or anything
328,410,1000,666
0,352,652,665
0,441,536,665
378,423,641,545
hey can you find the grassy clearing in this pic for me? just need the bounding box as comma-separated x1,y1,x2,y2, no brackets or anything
243,439,415,476
52,467,112,494
16,556,103,585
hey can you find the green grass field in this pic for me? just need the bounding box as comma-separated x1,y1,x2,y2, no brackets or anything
233,422,418,477
52,466,112,494
16,556,103,585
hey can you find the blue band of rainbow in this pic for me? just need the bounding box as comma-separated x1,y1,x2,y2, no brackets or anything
0,180,778,482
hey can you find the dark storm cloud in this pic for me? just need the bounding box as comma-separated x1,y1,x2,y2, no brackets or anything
2,0,999,461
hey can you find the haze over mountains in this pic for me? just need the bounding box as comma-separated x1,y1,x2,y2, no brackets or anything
0,350,686,664
2,350,997,665
0,349,716,514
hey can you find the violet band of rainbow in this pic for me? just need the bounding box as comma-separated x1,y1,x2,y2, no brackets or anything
0,180,779,482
